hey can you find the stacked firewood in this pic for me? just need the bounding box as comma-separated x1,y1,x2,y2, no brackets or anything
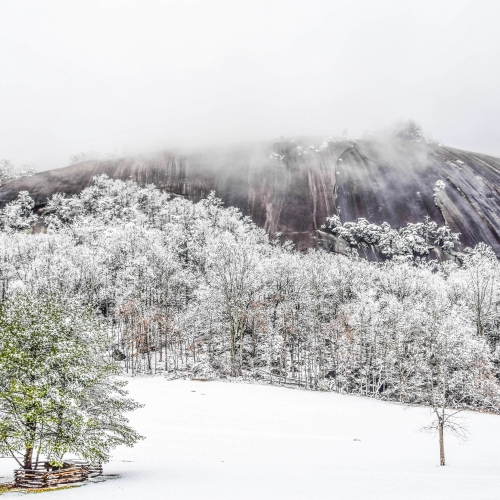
13,461,102,489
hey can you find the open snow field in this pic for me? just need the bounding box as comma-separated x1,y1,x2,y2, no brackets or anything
2,377,500,499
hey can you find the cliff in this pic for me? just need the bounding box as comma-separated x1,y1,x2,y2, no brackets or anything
1,138,499,254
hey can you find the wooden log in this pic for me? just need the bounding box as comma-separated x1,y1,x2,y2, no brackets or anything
46,479,87,486
16,480,44,486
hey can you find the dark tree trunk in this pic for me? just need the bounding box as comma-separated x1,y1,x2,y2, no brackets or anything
439,421,445,466
23,446,33,470
23,420,37,470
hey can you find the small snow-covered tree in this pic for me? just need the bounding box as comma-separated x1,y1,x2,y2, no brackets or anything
0,292,143,469
0,191,38,233
392,120,425,142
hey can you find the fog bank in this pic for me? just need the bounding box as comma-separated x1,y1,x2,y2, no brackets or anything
1,0,499,170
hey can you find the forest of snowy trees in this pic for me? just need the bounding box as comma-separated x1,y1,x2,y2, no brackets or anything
1,175,500,466
1,175,499,416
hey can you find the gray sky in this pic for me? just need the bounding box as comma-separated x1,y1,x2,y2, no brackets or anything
1,0,499,170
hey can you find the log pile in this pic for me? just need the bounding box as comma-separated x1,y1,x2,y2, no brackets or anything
13,461,102,489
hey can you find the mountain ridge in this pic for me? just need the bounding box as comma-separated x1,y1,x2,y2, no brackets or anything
1,138,499,254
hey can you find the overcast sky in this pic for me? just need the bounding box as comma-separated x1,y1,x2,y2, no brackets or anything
1,0,499,170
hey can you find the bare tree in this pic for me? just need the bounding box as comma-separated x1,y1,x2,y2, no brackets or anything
419,301,499,465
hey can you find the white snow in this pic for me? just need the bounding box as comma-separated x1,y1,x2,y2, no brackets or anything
2,377,500,499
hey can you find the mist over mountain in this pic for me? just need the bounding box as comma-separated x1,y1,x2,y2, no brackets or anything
1,135,499,256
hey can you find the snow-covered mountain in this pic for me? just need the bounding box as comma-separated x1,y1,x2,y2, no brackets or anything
1,138,499,254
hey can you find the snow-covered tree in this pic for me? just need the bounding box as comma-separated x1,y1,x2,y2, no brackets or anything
392,120,425,143
417,297,500,465
326,215,459,258
0,292,143,469
0,191,38,233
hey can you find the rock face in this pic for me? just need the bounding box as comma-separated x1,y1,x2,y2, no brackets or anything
1,138,500,254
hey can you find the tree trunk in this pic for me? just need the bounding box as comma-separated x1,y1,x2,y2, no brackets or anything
23,420,37,470
23,446,33,470
439,420,445,466
239,332,243,377
230,331,236,377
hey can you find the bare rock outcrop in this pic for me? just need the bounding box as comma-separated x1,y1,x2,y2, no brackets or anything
1,138,499,255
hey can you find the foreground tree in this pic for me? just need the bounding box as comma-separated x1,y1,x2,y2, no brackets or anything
0,292,143,469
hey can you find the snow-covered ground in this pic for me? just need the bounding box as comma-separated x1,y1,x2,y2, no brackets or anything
2,377,500,499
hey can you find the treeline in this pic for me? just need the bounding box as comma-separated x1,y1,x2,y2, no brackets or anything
1,175,499,414
0,159,36,186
